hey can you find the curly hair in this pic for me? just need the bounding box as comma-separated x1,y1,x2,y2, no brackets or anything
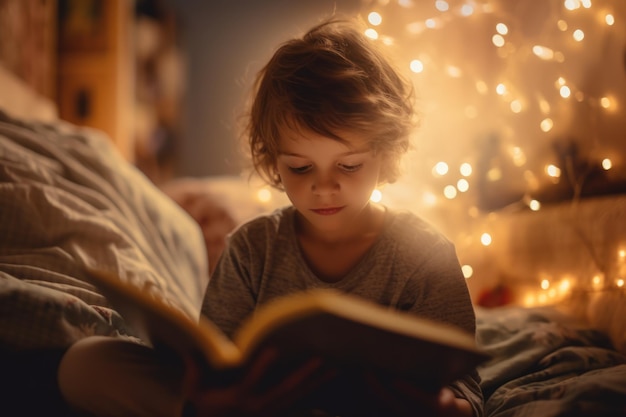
244,17,417,189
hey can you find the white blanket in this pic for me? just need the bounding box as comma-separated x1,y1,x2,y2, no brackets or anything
0,110,208,349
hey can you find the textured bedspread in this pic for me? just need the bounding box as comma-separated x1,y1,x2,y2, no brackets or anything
477,305,626,417
0,110,208,350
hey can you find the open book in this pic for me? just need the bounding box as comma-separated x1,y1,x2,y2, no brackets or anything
88,269,488,408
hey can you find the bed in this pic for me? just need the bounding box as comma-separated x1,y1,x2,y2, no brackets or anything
2,65,626,416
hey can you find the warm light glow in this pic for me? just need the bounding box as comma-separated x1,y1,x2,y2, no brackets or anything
546,164,562,177
529,199,541,211
496,23,508,35
559,85,571,98
443,185,457,199
435,0,449,12
541,279,550,290
617,279,625,288
496,83,507,95
410,59,424,73
457,178,469,192
557,20,568,31
461,264,473,278
492,34,505,47
573,29,585,41
370,189,383,202
602,158,612,170
480,233,492,246
510,100,522,113
425,18,437,29
460,5,474,16
532,45,554,60
600,96,611,109
619,249,626,258
433,162,449,176
605,14,615,26
460,163,473,177
540,118,554,132
422,191,437,206
446,65,462,78
368,12,382,26
564,0,580,11
511,147,527,166
476,80,488,95
592,274,604,289
256,188,272,203
364,28,379,39
487,167,502,181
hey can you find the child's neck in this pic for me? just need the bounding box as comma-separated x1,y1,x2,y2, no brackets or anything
294,204,387,283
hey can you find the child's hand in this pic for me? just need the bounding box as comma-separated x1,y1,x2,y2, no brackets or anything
181,349,335,417
363,372,474,417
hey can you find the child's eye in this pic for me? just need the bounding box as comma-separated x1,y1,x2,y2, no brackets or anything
289,165,312,174
339,163,363,172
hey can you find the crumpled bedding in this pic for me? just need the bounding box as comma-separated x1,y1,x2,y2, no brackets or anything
477,305,626,417
0,110,208,350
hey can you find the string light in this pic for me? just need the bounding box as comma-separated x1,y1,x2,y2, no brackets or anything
362,0,626,304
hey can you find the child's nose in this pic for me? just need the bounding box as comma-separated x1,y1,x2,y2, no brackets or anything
311,172,339,194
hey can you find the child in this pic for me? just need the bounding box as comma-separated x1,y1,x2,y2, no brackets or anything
201,17,483,417
59,17,483,417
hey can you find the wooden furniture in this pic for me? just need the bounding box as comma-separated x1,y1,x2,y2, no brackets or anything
57,0,134,160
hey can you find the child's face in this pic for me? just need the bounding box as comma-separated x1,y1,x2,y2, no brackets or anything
276,128,382,234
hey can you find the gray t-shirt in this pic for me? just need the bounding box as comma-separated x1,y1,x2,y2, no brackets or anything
202,205,483,416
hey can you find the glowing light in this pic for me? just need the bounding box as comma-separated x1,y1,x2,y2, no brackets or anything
510,100,522,113
581,0,591,8
529,199,541,211
425,18,437,28
446,65,462,78
460,5,474,16
457,178,469,192
476,80,488,95
511,147,526,166
619,249,626,258
487,167,502,181
370,189,383,202
410,59,424,73
618,279,625,288
496,23,508,35
422,191,437,206
557,20,568,31
532,45,554,60
433,161,449,176
564,0,580,11
460,163,473,176
368,12,382,26
364,28,379,39
496,83,507,95
461,264,473,278
492,34,505,47
559,85,571,98
605,14,615,26
443,185,457,199
559,279,571,292
480,233,492,246
600,97,611,109
602,158,612,170
541,279,550,290
573,29,585,41
592,274,604,289
435,0,449,12
546,164,562,177
540,118,554,132
256,188,272,203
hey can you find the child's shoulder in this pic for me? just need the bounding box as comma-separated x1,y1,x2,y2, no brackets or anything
231,205,295,241
383,208,453,249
